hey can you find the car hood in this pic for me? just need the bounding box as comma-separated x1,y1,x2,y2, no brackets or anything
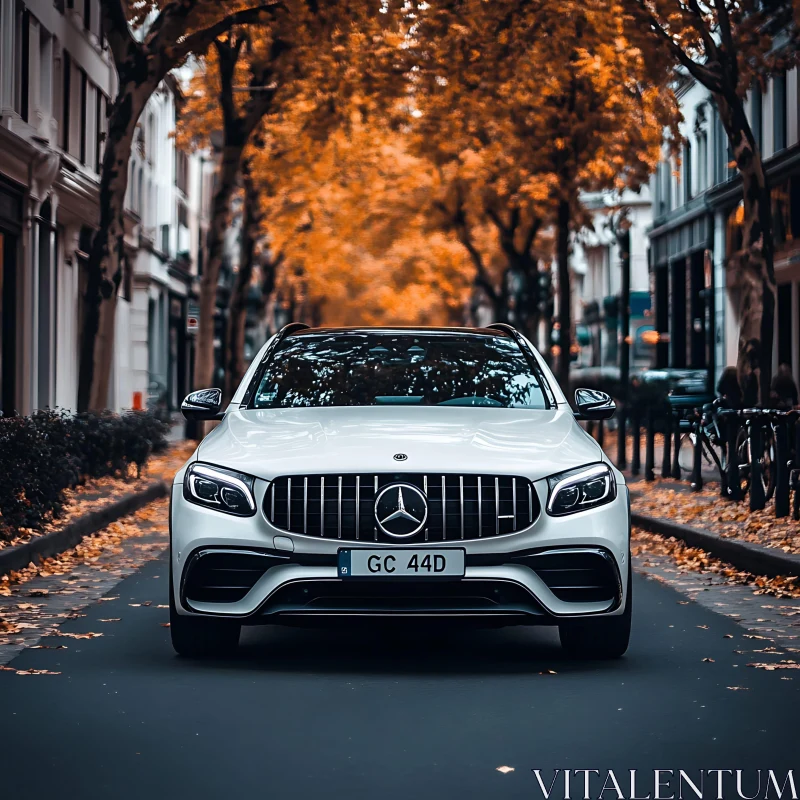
197,406,603,482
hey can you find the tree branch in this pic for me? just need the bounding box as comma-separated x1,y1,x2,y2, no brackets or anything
523,217,541,256
162,3,283,70
714,0,735,57
686,0,720,62
633,1,723,91
99,0,138,66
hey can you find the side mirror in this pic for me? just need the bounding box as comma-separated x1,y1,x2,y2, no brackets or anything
181,388,224,421
574,388,615,420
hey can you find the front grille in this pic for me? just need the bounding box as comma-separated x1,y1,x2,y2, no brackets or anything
265,473,539,543
182,550,286,604
517,549,620,605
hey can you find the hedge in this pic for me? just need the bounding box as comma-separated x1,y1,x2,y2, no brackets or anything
0,410,168,541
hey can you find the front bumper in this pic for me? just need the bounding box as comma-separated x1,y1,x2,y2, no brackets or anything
170,479,630,623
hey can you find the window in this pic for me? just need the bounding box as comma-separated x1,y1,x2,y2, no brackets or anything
79,69,88,164
696,130,708,193
39,27,52,120
773,72,787,153
175,149,189,194
14,4,30,121
95,91,105,171
161,223,170,254
751,84,763,152
683,142,692,202
251,333,551,410
61,50,71,150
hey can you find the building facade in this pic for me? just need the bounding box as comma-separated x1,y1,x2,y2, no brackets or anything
648,67,800,390
0,0,211,417
571,188,655,370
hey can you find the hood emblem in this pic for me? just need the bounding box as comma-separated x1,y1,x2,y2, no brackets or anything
393,453,407,461
374,483,428,538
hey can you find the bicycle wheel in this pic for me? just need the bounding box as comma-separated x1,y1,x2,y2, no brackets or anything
735,426,776,501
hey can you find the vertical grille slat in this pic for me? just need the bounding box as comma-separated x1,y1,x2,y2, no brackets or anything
266,473,539,542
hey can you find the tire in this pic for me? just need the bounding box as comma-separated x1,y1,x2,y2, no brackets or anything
169,573,241,658
735,426,776,502
559,562,632,659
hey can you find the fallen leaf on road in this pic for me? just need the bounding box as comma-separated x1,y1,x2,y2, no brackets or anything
157,605,168,609
99,618,120,623
160,623,170,628
747,663,800,671
697,625,709,630
54,631,103,639
15,669,60,675
723,634,733,639
496,766,515,774
29,645,66,649
128,603,141,607
702,658,715,663
727,686,750,691
26,589,49,597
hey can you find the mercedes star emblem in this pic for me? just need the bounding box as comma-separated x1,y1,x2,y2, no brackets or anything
393,453,408,461
374,483,428,538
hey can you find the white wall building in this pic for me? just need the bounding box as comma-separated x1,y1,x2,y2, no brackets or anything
0,0,211,417
649,67,800,392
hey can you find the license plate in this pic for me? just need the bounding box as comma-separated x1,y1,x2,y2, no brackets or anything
338,549,465,578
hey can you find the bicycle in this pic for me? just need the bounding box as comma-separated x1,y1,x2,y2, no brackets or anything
677,398,728,481
733,410,776,502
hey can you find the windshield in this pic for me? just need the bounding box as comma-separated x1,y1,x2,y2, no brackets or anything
250,332,549,409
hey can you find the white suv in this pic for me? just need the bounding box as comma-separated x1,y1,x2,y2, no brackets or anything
170,324,630,658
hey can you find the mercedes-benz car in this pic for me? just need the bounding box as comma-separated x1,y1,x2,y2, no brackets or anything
170,324,630,658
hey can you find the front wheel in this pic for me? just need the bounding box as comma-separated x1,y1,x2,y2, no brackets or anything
169,574,241,658
559,562,632,659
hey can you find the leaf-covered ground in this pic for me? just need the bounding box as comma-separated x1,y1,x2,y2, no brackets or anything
630,479,800,555
0,442,195,553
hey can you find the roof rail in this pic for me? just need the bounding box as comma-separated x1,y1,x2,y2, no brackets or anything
279,322,311,338
240,322,310,406
486,322,518,338
486,322,556,408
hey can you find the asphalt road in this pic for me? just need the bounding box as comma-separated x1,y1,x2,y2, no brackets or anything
1,554,799,800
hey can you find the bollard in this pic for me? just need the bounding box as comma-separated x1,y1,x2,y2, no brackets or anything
630,409,641,476
671,409,682,481
645,408,655,482
690,410,703,492
725,412,742,502
661,407,672,478
597,418,605,449
616,406,627,471
749,414,766,512
774,413,789,518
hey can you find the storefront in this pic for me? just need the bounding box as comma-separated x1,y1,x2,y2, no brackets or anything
649,204,715,383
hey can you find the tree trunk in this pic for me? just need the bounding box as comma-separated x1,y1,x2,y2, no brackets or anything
77,86,149,411
224,164,262,400
194,140,246,393
714,91,776,407
556,198,572,392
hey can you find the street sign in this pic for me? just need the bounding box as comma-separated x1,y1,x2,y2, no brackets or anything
187,302,199,333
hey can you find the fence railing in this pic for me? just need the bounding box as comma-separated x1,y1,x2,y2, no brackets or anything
587,398,800,521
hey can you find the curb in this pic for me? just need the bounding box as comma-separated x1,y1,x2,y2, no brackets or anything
0,480,170,577
632,512,800,579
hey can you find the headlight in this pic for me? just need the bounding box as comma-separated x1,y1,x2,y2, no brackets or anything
546,463,616,516
183,463,256,517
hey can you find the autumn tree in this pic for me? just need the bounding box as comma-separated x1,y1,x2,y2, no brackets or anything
79,0,278,411
411,0,676,386
628,0,797,405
